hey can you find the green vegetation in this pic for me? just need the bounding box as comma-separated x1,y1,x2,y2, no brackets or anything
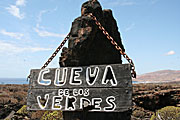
16,105,28,115
150,106,180,120
41,111,63,120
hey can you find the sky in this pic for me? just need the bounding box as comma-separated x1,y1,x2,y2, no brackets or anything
0,0,179,78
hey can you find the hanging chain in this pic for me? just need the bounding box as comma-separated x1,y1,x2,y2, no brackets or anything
28,13,136,79
88,13,136,78
41,33,70,69
27,33,70,80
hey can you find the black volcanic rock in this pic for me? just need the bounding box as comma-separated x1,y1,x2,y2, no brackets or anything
59,0,125,67
59,0,128,120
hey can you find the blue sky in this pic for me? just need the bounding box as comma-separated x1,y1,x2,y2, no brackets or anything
0,0,179,78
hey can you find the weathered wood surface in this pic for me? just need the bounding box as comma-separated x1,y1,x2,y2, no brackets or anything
27,64,132,112
4,111,15,120
29,64,132,88
63,111,131,120
27,88,132,112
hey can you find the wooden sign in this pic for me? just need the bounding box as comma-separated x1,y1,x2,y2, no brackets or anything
27,64,132,112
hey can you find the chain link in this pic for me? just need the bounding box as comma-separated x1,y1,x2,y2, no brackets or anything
88,13,136,78
28,13,136,79
27,33,70,80
41,33,70,69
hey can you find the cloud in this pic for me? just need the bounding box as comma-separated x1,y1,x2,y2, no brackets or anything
0,29,24,39
103,0,136,6
37,8,58,23
165,50,175,56
34,28,66,38
125,23,135,32
117,1,135,6
6,0,26,19
34,8,65,38
37,10,47,23
150,0,159,4
27,47,52,52
6,5,24,19
16,0,26,6
0,41,52,54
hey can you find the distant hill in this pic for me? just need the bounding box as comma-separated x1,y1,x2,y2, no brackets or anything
0,78,27,84
135,70,180,83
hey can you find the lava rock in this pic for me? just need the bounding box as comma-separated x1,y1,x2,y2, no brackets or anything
59,0,128,120
59,0,125,67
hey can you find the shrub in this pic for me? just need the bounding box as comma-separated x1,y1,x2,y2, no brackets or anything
41,111,63,120
150,106,180,120
16,105,28,115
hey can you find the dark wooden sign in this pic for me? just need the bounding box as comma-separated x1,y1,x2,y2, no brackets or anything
27,64,132,112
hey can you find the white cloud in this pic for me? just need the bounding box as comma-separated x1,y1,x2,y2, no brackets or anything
125,23,135,32
29,47,52,52
34,8,65,38
16,0,26,6
37,8,58,23
118,1,135,6
0,41,52,54
165,50,175,56
6,5,24,19
150,0,159,4
34,28,66,38
0,29,24,39
103,0,136,6
37,10,47,23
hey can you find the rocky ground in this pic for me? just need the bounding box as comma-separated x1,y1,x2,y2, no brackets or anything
132,82,180,120
0,82,180,120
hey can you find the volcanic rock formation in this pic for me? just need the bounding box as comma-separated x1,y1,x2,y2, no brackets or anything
59,0,128,120
59,0,125,67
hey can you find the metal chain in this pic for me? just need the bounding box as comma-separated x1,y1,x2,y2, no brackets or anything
27,33,70,79
88,13,136,78
28,13,136,79
41,33,70,69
